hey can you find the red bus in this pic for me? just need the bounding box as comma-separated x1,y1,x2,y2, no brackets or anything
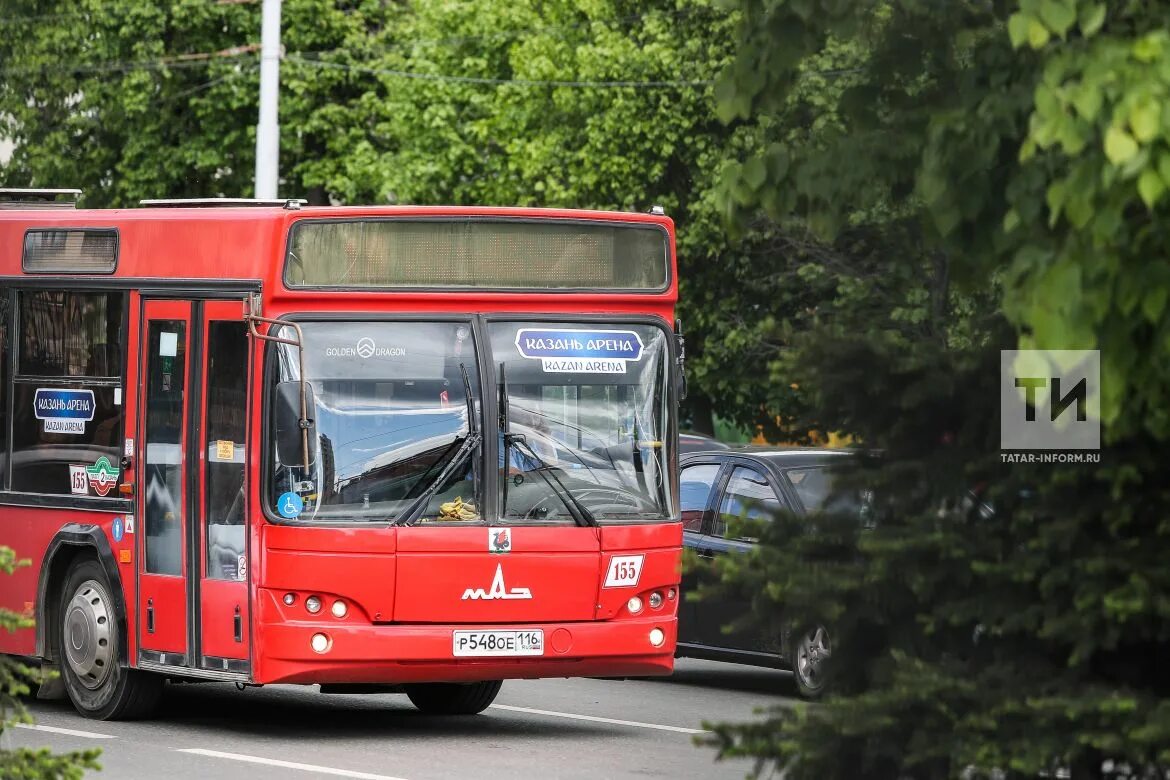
0,191,683,719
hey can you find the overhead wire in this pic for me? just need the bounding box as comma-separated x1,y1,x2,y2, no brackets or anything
0,45,259,77
285,55,714,89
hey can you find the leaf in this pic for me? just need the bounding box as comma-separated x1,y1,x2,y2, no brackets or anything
743,156,767,190
1039,0,1076,38
1128,99,1161,143
1142,285,1169,323
1072,84,1102,121
1079,3,1106,37
1104,126,1139,164
1008,13,1032,49
1003,209,1021,233
1028,18,1052,49
1133,34,1164,63
1159,153,1170,187
1138,168,1165,208
1047,179,1068,225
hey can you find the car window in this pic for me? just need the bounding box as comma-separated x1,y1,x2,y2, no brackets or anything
786,465,863,517
680,463,719,532
785,467,833,511
714,466,781,538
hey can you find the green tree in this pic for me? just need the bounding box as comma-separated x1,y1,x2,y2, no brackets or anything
1,547,101,779
704,1,1170,777
0,0,853,439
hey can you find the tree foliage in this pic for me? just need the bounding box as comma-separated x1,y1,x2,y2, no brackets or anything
1,548,101,779
0,0,876,438
703,1,1170,777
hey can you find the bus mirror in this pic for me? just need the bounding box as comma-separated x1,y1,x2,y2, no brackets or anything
275,380,316,467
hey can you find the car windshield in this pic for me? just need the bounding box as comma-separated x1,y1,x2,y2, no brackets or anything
490,322,675,523
269,322,481,522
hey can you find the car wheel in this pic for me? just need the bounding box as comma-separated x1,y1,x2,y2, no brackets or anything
792,625,831,700
404,680,502,715
57,558,163,720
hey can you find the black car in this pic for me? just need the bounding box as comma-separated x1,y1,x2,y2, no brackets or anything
677,447,857,699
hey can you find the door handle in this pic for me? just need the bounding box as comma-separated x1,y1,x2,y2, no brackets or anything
147,598,155,633
233,605,242,643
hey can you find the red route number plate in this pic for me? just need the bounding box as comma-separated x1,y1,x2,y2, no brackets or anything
452,629,544,657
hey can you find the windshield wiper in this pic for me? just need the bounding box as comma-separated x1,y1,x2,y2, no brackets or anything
393,431,481,526
393,364,482,526
507,435,598,528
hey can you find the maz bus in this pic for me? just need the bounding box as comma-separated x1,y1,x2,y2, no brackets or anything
0,190,683,720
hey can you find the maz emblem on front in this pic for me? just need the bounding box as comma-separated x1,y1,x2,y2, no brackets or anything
461,564,533,600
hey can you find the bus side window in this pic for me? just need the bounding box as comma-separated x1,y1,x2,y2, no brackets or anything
205,322,248,581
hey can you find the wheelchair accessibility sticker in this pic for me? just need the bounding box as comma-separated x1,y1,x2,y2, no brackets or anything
277,492,304,519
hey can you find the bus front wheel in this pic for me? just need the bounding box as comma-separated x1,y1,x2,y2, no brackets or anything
56,558,162,720
404,680,502,715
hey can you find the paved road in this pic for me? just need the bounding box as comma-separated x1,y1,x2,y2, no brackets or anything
6,659,798,779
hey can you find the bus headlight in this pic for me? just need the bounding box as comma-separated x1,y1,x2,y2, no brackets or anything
649,628,665,647
648,591,663,609
311,633,331,653
331,600,348,618
627,596,643,614
305,596,322,614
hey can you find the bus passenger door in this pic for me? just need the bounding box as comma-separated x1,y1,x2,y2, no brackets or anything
196,302,250,671
138,301,193,662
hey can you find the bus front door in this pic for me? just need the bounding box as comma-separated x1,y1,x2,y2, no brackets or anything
137,299,251,675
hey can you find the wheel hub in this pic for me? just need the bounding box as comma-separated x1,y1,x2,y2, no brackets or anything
63,579,113,690
796,627,830,689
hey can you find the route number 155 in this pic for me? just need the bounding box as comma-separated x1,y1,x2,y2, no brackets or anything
603,554,644,588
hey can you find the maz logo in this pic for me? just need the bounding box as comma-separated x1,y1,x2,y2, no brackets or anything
461,564,532,600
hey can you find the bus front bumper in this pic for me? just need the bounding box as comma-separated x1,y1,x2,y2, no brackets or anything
254,616,678,685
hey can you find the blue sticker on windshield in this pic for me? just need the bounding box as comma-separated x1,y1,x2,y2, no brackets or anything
515,329,644,375
277,492,304,519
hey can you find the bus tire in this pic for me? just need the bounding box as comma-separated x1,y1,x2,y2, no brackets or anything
57,558,163,720
404,680,502,715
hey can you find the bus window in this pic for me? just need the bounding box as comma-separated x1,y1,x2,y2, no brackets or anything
491,322,674,524
205,322,248,579
10,290,125,496
144,321,186,575
267,321,481,523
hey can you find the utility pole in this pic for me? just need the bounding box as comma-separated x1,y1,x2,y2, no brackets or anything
254,0,281,199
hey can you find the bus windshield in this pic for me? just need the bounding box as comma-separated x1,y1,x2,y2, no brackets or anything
268,319,675,525
490,322,674,524
269,321,481,523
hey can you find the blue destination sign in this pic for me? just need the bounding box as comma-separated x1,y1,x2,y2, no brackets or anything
515,329,644,361
33,388,96,435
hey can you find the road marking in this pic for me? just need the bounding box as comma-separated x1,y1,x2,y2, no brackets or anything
14,723,117,739
490,704,707,734
177,749,411,780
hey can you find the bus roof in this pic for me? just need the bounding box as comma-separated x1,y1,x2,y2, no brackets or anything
0,204,677,308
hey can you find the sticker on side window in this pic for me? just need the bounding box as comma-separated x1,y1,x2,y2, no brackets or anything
33,388,95,435
515,328,644,375
603,554,644,588
69,465,88,495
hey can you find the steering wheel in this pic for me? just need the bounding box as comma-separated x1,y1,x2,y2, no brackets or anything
523,486,654,520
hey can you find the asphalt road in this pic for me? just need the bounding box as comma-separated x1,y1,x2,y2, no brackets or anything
6,659,799,780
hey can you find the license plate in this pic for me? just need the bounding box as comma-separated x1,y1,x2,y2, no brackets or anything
452,629,544,657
